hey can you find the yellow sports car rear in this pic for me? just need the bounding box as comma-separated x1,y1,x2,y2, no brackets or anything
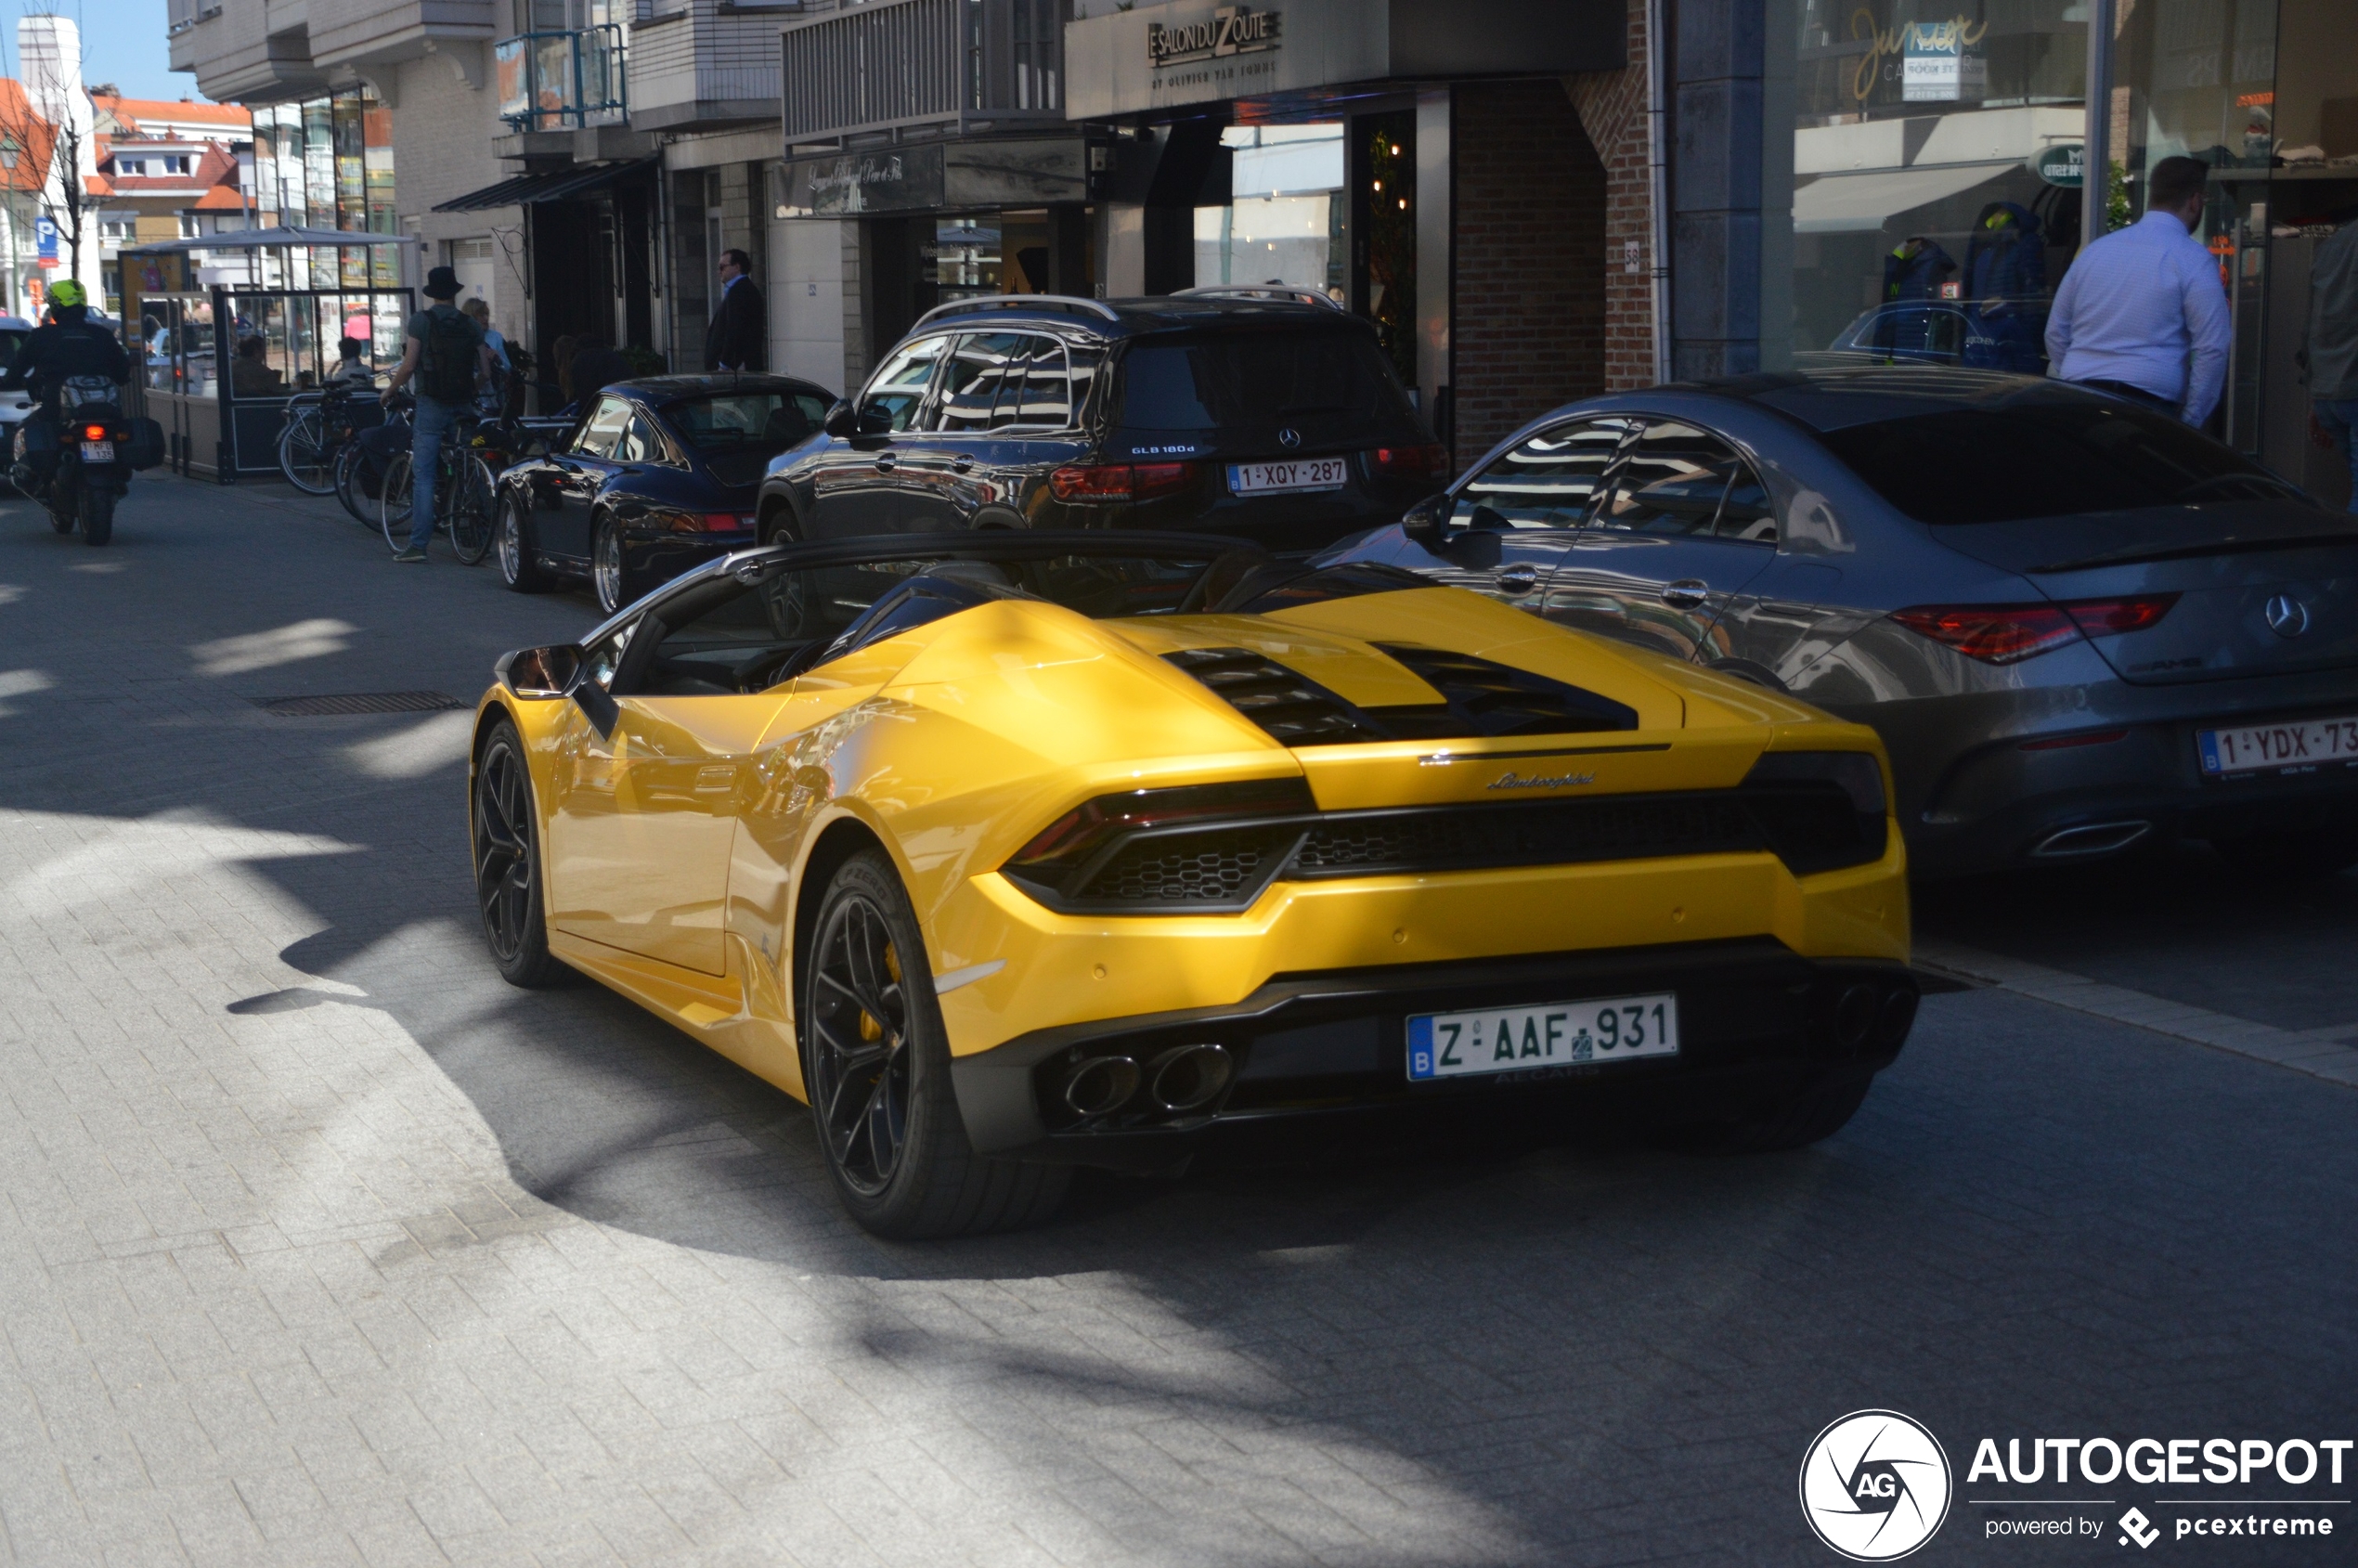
468,533,1914,1237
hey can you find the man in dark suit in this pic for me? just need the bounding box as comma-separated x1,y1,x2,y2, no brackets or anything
704,249,767,371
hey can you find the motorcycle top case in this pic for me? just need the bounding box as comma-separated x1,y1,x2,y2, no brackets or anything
14,420,56,460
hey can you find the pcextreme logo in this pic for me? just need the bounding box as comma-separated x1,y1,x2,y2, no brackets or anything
1800,1410,1955,1561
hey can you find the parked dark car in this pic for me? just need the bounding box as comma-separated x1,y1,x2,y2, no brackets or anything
496,373,835,613
1322,365,2358,879
755,288,1446,555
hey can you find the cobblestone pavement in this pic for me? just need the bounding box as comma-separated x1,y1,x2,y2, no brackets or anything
0,475,2352,1567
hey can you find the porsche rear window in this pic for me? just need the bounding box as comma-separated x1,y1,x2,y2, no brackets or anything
1818,405,2299,525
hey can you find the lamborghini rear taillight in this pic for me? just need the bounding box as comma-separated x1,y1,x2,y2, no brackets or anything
1004,777,1315,911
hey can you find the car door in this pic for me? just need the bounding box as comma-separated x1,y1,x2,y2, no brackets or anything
1423,417,1636,613
1543,419,1779,663
545,395,633,559
806,335,950,538
543,590,786,976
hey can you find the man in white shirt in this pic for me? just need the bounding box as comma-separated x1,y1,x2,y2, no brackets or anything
2043,155,2232,425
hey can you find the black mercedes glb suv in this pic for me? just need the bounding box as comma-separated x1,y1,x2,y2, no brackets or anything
755,288,1446,555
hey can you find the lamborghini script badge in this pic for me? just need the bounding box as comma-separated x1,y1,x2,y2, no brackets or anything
1489,771,1596,790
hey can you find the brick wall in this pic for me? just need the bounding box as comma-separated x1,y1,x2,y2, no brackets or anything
1451,80,1609,468
1564,0,1657,393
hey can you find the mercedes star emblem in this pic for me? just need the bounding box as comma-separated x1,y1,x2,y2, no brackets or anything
2265,593,2311,639
1277,427,1301,448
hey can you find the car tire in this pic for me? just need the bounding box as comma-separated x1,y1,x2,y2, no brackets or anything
1666,1069,1872,1156
471,719,570,989
2209,824,2358,879
592,513,636,616
497,494,557,593
801,849,1071,1238
758,500,800,546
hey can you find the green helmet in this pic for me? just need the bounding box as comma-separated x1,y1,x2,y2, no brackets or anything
47,279,85,308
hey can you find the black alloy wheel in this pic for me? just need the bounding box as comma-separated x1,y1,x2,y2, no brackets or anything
808,883,914,1199
497,493,555,592
592,514,628,615
471,721,566,987
801,851,1069,1238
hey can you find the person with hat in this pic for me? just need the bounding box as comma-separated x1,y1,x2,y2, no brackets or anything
379,265,498,563
0,279,130,487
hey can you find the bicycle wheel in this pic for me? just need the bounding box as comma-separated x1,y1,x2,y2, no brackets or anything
332,442,371,525
279,408,334,493
448,455,497,565
377,450,415,553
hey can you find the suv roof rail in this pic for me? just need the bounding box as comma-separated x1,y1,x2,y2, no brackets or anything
1171,284,1347,312
913,293,1122,329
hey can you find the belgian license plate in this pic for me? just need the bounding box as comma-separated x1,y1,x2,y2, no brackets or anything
2198,714,2358,775
1227,457,1347,496
81,440,113,462
1407,991,1679,1082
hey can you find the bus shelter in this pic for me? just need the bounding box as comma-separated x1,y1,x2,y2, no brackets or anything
120,228,417,481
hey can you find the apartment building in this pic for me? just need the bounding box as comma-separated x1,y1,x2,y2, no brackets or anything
92,93,255,305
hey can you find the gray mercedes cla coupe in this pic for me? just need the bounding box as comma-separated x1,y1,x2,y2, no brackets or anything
1323,366,2358,879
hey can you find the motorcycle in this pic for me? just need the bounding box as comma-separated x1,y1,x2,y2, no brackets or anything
13,377,162,546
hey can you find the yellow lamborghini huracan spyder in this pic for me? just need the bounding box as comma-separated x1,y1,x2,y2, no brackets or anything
469,532,1916,1237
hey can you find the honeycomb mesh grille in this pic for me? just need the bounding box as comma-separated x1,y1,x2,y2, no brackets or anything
1087,826,1301,904
1293,796,1763,876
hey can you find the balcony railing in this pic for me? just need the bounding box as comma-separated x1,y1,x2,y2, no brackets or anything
496,25,628,133
781,0,1064,143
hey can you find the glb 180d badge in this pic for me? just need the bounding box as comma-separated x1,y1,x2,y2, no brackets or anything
1800,1409,1953,1561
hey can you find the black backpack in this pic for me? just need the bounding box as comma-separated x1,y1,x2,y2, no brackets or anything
419,306,480,404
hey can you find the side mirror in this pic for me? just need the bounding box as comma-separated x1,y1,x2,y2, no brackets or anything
856,400,895,436
499,643,579,698
822,398,857,438
1400,491,1452,549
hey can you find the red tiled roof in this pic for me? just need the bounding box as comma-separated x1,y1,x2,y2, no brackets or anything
192,186,250,211
90,93,251,133
0,79,56,194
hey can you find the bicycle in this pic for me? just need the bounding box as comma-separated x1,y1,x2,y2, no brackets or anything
337,397,410,526
376,408,544,564
278,384,372,494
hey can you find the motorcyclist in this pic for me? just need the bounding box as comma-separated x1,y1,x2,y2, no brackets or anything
2,279,130,486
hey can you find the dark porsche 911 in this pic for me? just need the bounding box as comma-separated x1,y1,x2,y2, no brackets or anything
495,374,834,612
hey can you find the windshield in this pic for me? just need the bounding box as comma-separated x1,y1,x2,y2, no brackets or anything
1112,329,1415,434
1818,404,2302,525
627,545,1253,697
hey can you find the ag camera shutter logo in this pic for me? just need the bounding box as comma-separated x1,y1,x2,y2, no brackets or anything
1800,1410,1953,1561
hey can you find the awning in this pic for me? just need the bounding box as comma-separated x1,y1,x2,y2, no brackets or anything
122,226,419,255
432,156,658,214
1791,162,2015,234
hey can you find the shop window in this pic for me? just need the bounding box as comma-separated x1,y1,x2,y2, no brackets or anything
1790,0,2085,375
1195,123,1346,296
1452,420,1637,531
1591,423,1776,543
